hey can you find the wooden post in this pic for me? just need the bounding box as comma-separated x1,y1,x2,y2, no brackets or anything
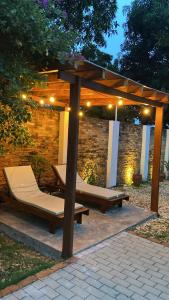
62,76,81,259
151,106,164,214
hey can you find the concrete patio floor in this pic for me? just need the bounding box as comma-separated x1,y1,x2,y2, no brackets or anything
0,202,154,258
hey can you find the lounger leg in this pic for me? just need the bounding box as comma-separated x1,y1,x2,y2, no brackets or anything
118,201,122,208
76,214,82,224
49,222,57,234
100,206,106,214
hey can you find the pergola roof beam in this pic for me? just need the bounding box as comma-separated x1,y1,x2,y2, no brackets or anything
81,79,163,107
59,71,162,107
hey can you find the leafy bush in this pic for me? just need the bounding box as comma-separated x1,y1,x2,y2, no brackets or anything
80,160,98,185
28,152,49,185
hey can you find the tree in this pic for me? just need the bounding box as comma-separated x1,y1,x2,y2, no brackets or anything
120,0,169,126
0,0,76,152
40,0,118,67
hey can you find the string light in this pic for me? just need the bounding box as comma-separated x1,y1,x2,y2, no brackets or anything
143,107,150,115
21,94,27,100
86,101,91,107
78,111,84,117
118,99,123,106
39,99,44,105
49,96,55,103
107,104,113,109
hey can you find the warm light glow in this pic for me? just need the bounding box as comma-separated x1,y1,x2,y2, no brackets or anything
107,104,113,109
86,101,91,107
49,96,55,103
125,166,134,186
39,99,44,105
78,111,84,117
143,108,150,115
21,94,27,100
67,106,71,112
118,99,123,106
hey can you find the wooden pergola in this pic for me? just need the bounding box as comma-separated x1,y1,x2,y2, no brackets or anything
32,60,169,258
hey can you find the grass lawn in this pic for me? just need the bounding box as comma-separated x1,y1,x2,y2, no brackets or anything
0,233,57,290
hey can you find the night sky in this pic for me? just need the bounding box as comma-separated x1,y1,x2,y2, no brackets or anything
101,0,133,59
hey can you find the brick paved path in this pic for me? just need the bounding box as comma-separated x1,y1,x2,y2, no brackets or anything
2,232,169,300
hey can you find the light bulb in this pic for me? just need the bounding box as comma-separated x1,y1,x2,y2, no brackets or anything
108,104,113,109
118,99,123,106
49,96,55,103
39,99,44,105
86,101,91,107
78,111,84,117
143,108,150,115
22,94,27,100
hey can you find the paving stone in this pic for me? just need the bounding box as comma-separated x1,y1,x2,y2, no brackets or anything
115,285,133,297
41,278,59,289
100,285,119,297
2,296,18,300
23,286,44,298
53,297,66,300
56,286,74,299
32,279,46,289
86,277,102,288
56,278,74,289
70,286,89,298
128,285,147,297
40,286,59,299
116,294,130,300
12,290,27,299
143,284,161,296
146,293,162,300
160,293,169,300
131,293,147,300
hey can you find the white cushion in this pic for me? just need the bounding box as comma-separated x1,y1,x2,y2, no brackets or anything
4,166,83,216
54,165,126,200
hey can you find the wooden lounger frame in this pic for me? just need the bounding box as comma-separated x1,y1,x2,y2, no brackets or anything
53,167,129,213
3,183,89,234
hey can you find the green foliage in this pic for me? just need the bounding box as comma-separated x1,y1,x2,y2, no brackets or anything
0,103,32,154
86,105,140,123
0,0,76,151
49,0,118,68
52,0,117,47
27,152,49,185
80,160,98,185
120,0,169,126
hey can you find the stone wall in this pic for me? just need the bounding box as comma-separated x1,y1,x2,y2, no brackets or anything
0,108,167,192
78,117,109,187
117,123,143,185
0,108,60,191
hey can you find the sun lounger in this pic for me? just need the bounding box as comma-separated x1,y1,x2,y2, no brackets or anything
4,166,89,233
53,164,129,213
